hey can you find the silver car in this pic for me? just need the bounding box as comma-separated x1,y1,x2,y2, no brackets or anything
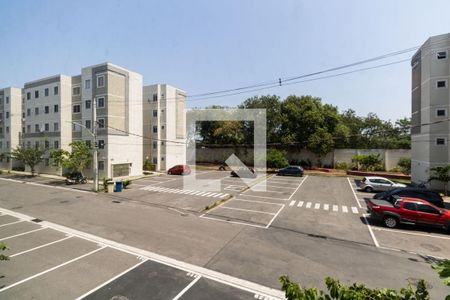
359,176,406,192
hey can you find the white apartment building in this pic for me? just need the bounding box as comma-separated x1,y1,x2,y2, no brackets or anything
143,84,186,171
411,33,450,187
0,87,22,170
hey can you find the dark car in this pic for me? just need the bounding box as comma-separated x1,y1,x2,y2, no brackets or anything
373,187,445,208
277,166,304,177
230,167,256,178
167,164,191,175
65,172,87,185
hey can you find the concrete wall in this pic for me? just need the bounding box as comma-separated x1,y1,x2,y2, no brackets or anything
196,147,410,170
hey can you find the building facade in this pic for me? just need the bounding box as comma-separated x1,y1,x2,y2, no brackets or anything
0,87,22,170
143,84,186,171
411,33,450,186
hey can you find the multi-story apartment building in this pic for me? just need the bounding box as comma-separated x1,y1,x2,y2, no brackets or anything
143,84,186,171
411,33,450,186
0,87,22,169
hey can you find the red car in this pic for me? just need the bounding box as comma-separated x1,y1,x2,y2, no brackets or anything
367,196,450,232
167,165,191,175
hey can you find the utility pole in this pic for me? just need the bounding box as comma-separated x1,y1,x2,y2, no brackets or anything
93,97,99,192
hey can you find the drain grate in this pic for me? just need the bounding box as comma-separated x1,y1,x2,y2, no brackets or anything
307,233,327,239
31,218,43,223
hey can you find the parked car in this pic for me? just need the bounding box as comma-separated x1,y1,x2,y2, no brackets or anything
277,166,304,177
366,196,450,232
358,176,406,193
374,187,445,208
167,165,191,175
65,172,87,185
230,167,256,178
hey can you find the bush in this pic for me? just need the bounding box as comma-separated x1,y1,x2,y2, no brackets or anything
123,180,131,189
12,166,25,172
352,154,383,171
334,161,349,170
267,149,289,169
398,157,411,175
143,160,156,171
280,275,430,300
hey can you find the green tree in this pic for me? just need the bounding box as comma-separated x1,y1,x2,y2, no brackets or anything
212,121,245,145
428,165,450,195
0,242,9,261
50,140,93,176
266,149,289,169
10,145,46,176
280,275,429,300
307,128,334,166
397,157,411,175
352,154,383,171
432,259,450,300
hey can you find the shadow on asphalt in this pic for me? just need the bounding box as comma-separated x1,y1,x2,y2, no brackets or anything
360,216,450,236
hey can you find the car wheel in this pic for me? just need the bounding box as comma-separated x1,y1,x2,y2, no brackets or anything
168,171,172,175
364,186,374,193
383,216,398,228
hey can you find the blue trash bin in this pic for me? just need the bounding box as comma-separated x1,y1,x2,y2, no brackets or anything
115,180,123,192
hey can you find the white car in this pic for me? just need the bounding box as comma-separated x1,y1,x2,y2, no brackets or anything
359,176,406,192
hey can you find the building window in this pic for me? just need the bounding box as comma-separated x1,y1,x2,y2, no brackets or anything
54,104,59,113
97,97,105,108
152,157,157,164
35,141,39,148
153,141,157,149
85,79,91,89
27,125,31,133
73,87,80,95
98,140,105,149
35,90,39,98
54,122,59,132
44,123,49,132
54,140,59,149
161,141,165,146
73,123,82,132
0,112,2,119
161,156,164,161
6,126,9,133
97,118,105,129
45,88,49,96
153,110,157,117
152,93,158,102
73,105,81,113
27,92,31,100
27,108,31,116
26,141,31,149
44,106,50,114
153,126,157,133
35,124,40,132
436,80,447,88
35,107,39,115
97,75,105,88
0,141,2,149
437,51,447,60
85,100,91,109
436,137,447,145
22,127,25,133
54,86,59,95
98,161,105,170
161,125,165,130
436,108,447,117
5,112,9,119
5,97,9,104
85,120,91,129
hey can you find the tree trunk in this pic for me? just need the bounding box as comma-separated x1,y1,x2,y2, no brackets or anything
30,165,35,176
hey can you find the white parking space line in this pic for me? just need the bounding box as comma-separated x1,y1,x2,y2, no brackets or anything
10,236,73,257
332,205,338,212
75,259,148,300
220,206,276,215
0,246,106,292
250,189,286,194
200,215,267,229
347,177,363,209
0,220,24,228
362,214,380,247
314,203,320,209
0,227,46,241
238,194,288,201
254,184,296,189
234,199,283,206
323,204,329,210
289,200,296,207
172,275,203,300
372,227,450,240
351,207,359,214
297,201,304,207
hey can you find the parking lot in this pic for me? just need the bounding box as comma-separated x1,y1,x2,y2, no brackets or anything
0,208,283,300
348,179,450,259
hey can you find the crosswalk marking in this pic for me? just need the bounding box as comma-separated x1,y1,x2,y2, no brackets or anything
297,201,304,207
289,200,296,206
289,201,360,215
332,205,338,212
351,206,359,214
140,186,228,198
342,206,348,213
323,204,329,210
314,203,320,209
306,202,312,208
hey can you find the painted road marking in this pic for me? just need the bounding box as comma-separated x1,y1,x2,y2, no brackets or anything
332,205,338,212
347,177,363,209
289,200,296,207
314,203,320,209
172,275,203,300
342,206,348,213
140,185,229,198
305,202,312,208
297,201,304,207
351,206,359,214
220,206,276,215
323,204,329,210
10,236,73,257
0,220,25,228
0,227,46,241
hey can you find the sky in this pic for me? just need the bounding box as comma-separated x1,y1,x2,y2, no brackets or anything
1,0,450,121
